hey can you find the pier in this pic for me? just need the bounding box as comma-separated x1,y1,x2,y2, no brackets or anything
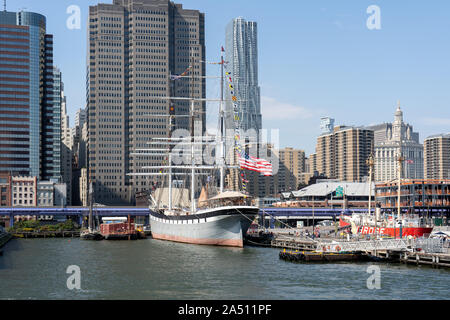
272,233,450,268
271,236,317,251
11,231,80,239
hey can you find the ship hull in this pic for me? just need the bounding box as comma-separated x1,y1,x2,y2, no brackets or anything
149,206,259,248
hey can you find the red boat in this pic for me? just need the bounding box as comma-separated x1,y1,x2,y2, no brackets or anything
100,217,138,240
339,215,433,238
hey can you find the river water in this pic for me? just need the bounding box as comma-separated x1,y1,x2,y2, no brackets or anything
0,238,449,300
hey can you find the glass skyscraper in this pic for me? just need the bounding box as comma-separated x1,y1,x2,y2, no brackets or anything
224,17,262,149
0,11,61,181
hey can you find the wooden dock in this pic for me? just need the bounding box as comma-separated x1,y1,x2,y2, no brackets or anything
12,231,80,239
279,249,369,263
399,251,450,268
271,236,317,251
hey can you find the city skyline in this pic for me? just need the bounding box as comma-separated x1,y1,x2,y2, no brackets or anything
4,0,450,156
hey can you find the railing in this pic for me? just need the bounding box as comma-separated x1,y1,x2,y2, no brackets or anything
316,238,444,253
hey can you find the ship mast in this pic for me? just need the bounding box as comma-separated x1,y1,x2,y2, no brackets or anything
218,48,225,193
367,154,374,218
190,56,196,214
397,148,404,222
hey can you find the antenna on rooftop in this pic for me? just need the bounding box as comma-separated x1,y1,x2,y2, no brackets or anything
3,0,6,12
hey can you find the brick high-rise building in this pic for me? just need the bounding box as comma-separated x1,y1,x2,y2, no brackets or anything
315,125,374,182
87,0,205,204
278,147,306,192
424,133,450,180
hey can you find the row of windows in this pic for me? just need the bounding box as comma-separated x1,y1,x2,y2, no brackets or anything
100,23,122,28
0,40,28,46
97,60,122,66
0,87,28,92
135,124,165,129
98,73,122,78
0,67,28,72
97,54,121,60
97,47,122,53
99,137,122,142
99,17,121,22
0,47,28,52
135,80,166,85
97,67,122,72
134,67,166,72
135,90,166,95
97,92,123,97
135,48,166,54
98,80,122,85
99,118,122,123
98,124,122,129
135,60,166,66
0,74,29,79
134,35,166,41
134,73,166,79
99,35,122,41
135,16,166,22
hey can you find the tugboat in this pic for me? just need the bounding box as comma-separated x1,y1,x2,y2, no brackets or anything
80,182,103,241
99,216,138,240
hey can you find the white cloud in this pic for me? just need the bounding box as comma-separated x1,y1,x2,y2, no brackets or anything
261,96,314,120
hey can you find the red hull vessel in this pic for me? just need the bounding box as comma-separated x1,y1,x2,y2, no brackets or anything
339,217,433,238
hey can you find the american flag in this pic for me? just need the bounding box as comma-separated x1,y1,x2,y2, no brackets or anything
237,150,273,176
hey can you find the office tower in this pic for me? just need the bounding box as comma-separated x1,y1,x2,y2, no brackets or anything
87,0,205,204
224,17,261,146
72,108,86,168
278,148,306,192
42,67,62,182
424,133,450,180
224,17,265,197
316,125,374,182
75,108,87,129
367,103,424,182
0,11,60,180
61,82,72,205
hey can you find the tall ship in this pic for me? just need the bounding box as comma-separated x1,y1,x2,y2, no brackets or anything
339,153,433,238
130,50,262,248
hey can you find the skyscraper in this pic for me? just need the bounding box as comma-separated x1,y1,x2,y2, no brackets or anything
424,133,450,180
278,148,306,192
224,17,261,145
223,17,266,198
87,0,205,205
0,11,60,180
315,125,374,182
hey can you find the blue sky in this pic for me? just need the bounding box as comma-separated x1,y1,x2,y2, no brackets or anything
6,0,450,155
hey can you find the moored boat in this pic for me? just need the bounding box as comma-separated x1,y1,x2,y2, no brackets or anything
150,192,259,247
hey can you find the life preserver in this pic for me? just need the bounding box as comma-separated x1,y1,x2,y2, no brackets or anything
322,246,327,252
336,246,341,252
